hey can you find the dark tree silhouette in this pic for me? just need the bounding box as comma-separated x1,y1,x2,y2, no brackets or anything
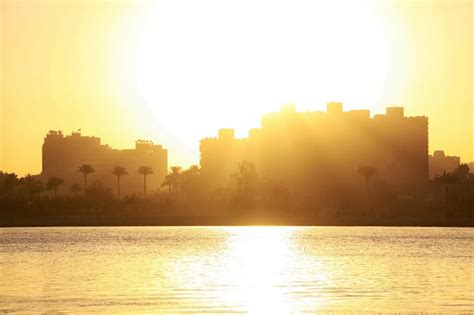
86,180,114,200
111,166,128,199
358,165,377,214
435,171,460,203
454,164,471,200
455,164,470,180
162,166,182,194
77,164,95,197
0,172,19,196
46,176,64,198
138,166,154,198
231,161,258,199
19,175,43,199
70,183,81,197
181,165,200,199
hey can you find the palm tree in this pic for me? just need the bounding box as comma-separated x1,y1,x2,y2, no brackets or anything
162,166,182,194
434,171,460,203
138,166,154,198
46,176,64,198
77,164,95,196
70,183,81,197
357,165,377,214
111,166,128,199
181,165,200,197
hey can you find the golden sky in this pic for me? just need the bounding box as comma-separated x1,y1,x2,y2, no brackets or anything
1,0,472,175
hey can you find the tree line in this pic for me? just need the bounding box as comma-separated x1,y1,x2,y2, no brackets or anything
0,162,473,218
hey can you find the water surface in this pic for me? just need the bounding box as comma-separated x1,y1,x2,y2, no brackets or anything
0,227,472,313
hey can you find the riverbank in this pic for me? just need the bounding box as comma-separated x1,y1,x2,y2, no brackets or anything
1,213,473,227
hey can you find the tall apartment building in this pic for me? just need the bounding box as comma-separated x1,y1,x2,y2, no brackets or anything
200,103,429,195
41,131,167,196
429,150,460,179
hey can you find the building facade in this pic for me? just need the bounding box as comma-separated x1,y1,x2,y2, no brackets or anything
429,150,460,179
200,103,429,196
41,131,167,196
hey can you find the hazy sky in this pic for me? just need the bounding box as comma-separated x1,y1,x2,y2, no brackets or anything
1,0,472,175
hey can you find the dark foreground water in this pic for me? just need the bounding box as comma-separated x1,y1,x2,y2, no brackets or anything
0,227,472,313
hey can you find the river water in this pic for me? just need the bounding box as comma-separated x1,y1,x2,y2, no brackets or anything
0,226,472,313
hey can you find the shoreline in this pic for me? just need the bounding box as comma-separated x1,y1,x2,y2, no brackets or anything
1,216,473,228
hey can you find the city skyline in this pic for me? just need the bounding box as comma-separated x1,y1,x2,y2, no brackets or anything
37,103,465,188
2,101,472,176
1,0,472,175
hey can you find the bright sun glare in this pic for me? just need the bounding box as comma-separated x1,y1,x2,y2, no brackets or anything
221,227,331,313
224,227,295,314
116,0,392,165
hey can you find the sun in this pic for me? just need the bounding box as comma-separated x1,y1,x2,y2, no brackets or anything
113,0,393,165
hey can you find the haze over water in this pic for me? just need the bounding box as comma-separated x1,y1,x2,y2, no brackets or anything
1,226,472,313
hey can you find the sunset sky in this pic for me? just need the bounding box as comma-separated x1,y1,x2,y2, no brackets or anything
1,0,472,175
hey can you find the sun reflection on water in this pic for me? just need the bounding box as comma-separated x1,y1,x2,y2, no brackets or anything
159,226,336,312
225,227,294,314
217,226,332,313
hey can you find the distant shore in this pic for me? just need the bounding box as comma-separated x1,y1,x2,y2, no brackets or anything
1,214,472,228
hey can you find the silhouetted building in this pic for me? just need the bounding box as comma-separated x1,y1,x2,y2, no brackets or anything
200,103,429,196
429,150,460,179
41,131,167,196
200,129,248,189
